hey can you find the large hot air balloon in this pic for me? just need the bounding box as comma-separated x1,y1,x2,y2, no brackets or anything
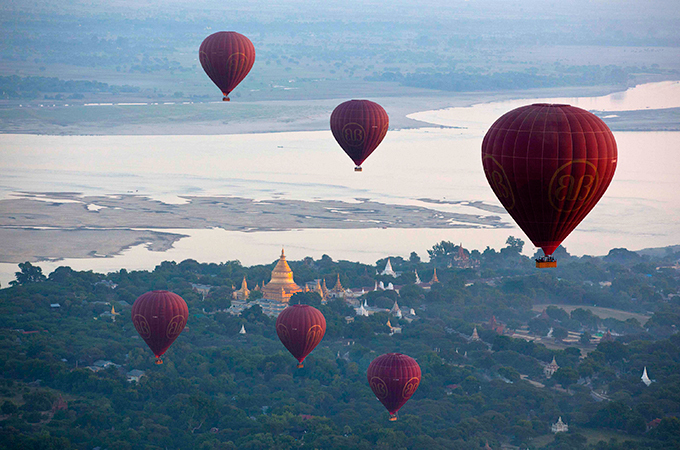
199,31,255,101
330,99,389,171
276,304,326,368
367,353,421,421
481,104,617,268
131,290,188,364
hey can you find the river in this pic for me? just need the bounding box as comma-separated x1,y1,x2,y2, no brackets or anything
0,82,678,285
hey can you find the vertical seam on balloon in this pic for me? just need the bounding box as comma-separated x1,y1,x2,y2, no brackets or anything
552,106,572,253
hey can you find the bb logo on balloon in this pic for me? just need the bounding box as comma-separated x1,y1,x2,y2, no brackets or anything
166,315,187,339
482,155,515,210
369,377,389,399
133,314,151,339
227,52,249,71
402,377,420,399
276,323,291,345
306,324,323,349
342,123,366,147
548,160,600,212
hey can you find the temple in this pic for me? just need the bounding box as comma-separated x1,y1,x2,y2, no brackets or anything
551,417,568,433
471,327,481,341
430,268,439,284
262,249,302,303
380,258,397,277
544,356,559,378
642,367,652,386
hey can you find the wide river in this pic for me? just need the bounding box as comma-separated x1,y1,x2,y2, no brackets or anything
1,81,679,284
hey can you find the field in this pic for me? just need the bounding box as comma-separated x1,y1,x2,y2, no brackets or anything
533,304,651,325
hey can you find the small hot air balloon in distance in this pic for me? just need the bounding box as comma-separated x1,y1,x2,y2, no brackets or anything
481,104,617,268
276,304,326,368
199,31,255,101
367,353,421,421
131,290,188,364
330,99,389,171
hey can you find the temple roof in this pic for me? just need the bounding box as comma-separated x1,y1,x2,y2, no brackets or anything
262,248,302,302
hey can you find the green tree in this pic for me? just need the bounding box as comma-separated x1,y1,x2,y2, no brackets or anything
11,262,47,285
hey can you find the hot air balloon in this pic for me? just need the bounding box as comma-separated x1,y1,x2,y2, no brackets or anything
367,353,421,421
199,31,255,101
131,290,188,364
276,304,326,368
330,99,389,171
481,104,617,268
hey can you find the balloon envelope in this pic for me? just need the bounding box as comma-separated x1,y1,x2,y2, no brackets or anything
276,304,326,368
330,99,389,170
481,103,617,257
367,353,421,420
199,31,255,100
131,290,188,363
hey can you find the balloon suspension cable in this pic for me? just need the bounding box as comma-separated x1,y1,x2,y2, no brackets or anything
155,357,164,365
389,414,398,422
297,362,304,369
354,166,363,172
535,255,557,269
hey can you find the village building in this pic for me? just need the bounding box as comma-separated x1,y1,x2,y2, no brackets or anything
487,316,505,334
126,369,145,383
191,283,212,299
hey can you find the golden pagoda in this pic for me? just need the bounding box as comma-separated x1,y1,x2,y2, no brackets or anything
332,274,344,292
430,267,440,284
235,276,250,300
262,249,302,303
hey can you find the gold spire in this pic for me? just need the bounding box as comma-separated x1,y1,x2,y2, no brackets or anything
431,268,439,284
262,248,302,303
237,275,250,300
332,274,344,292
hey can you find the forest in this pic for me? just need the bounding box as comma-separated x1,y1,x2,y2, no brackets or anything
1,240,680,449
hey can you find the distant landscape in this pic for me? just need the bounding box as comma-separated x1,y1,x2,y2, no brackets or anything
1,0,679,134
1,1,680,449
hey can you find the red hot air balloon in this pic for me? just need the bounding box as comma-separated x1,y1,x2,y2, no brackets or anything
199,31,255,101
276,304,326,368
330,99,389,171
481,104,617,268
367,353,421,421
131,290,188,364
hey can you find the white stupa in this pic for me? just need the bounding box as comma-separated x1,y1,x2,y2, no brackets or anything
381,258,397,277
356,304,369,317
239,325,246,335
641,367,652,386
379,281,385,290
387,282,394,290
471,327,481,341
414,270,421,284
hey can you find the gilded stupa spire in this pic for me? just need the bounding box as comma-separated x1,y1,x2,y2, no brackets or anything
262,247,301,303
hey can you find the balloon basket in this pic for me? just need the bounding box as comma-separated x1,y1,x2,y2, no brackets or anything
297,363,304,369
388,415,398,422
536,257,557,269
354,166,362,172
155,358,164,365
222,96,230,102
